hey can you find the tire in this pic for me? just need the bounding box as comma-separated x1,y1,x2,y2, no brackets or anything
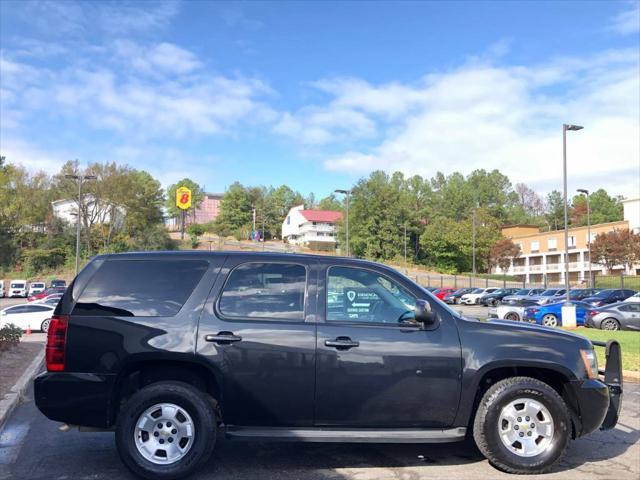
115,381,217,480
491,299,499,306
473,376,571,474
601,318,620,331
40,318,51,333
542,314,558,328
455,297,462,305
505,312,520,321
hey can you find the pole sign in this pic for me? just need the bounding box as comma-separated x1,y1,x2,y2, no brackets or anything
176,186,192,210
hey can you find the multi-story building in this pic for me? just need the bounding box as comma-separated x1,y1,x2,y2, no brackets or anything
52,195,126,228
282,205,342,251
165,192,223,229
496,197,640,285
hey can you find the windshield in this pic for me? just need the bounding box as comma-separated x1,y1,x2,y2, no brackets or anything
540,290,558,296
593,290,614,298
10,283,25,288
470,288,484,293
514,289,529,295
32,283,45,288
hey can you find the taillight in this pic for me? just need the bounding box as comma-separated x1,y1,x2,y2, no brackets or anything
529,308,539,314
46,314,69,372
589,310,600,316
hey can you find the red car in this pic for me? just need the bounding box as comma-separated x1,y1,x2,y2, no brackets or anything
28,286,66,302
431,287,457,300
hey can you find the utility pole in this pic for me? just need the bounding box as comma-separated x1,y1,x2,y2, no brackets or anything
65,172,97,276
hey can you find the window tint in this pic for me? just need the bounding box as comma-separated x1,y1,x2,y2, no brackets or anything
6,305,28,314
29,305,52,312
619,304,640,312
327,266,416,324
73,260,208,317
219,263,306,321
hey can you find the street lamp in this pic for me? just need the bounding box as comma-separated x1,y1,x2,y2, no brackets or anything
65,173,97,276
334,189,351,256
577,188,592,287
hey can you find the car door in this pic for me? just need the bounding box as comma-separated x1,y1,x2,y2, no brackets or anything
315,263,462,428
1,305,30,329
618,303,640,331
197,257,318,427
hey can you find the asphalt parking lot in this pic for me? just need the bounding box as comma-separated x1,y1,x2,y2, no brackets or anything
1,380,638,480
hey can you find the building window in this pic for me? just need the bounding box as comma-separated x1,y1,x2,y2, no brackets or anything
548,238,557,250
531,240,539,252
568,235,576,248
587,232,596,243
286,216,290,225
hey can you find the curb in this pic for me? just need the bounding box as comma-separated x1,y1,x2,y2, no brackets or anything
623,370,640,383
0,348,45,430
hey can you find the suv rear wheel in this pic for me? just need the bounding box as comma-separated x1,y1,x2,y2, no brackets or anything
473,376,570,474
115,381,216,480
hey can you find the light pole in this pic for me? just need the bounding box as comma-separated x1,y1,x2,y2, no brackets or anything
334,189,351,256
65,173,97,275
577,188,592,287
563,124,583,305
398,223,407,266
472,208,477,276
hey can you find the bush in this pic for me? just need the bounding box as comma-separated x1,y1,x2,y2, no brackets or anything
0,323,23,348
21,247,67,274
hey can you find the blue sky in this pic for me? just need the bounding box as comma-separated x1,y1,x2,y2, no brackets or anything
1,0,639,199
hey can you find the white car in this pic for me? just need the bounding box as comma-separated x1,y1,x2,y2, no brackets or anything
34,294,63,305
8,279,28,298
489,304,527,322
624,292,640,303
460,287,498,305
28,281,46,296
0,303,55,332
0,280,4,298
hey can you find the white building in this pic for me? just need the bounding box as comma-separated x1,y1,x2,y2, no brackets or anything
52,195,126,228
622,197,639,234
282,205,342,251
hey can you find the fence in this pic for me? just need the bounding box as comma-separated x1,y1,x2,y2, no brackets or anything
593,274,640,291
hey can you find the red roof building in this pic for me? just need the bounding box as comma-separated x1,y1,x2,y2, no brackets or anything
282,205,343,251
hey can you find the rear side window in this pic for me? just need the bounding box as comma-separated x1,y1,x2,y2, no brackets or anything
73,260,208,317
218,263,306,321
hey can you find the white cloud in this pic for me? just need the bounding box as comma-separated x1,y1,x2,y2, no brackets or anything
609,1,640,35
288,49,640,197
113,40,202,75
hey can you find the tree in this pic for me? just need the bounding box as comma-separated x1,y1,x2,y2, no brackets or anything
214,182,253,238
588,189,624,225
317,194,343,211
545,190,565,231
591,230,628,273
489,238,521,274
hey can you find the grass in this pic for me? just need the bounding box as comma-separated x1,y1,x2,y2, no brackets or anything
594,275,640,291
567,327,640,372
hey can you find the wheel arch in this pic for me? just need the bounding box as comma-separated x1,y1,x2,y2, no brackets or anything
110,356,223,426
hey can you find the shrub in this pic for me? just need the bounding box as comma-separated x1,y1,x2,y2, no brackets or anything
0,323,23,348
21,248,67,273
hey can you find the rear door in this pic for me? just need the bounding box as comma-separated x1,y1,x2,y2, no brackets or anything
315,263,462,428
197,257,318,427
619,303,640,330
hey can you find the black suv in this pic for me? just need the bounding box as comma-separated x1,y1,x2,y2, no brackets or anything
35,252,622,479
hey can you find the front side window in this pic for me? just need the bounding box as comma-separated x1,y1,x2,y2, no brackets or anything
73,259,208,317
219,263,306,321
327,266,416,324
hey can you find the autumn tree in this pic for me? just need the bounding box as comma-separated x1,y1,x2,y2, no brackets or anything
591,230,628,272
489,238,522,274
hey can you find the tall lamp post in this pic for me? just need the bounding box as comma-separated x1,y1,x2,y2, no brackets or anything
65,173,97,275
577,188,592,287
334,189,351,256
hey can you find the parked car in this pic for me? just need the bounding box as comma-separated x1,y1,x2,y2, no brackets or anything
523,301,593,328
28,281,47,296
443,288,475,304
479,288,519,306
34,293,64,305
431,287,456,300
623,292,640,303
50,279,67,288
488,298,544,321
582,289,636,307
568,289,600,301
34,252,622,479
8,279,28,298
0,280,4,298
28,286,66,302
534,289,567,305
501,288,545,305
0,303,55,332
586,302,640,331
460,287,499,305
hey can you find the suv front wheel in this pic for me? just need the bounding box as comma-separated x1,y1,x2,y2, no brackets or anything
473,376,570,474
115,381,217,480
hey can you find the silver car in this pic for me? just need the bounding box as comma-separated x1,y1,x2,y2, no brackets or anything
501,288,545,305
587,302,640,331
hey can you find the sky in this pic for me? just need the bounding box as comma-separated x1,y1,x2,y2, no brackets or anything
1,0,639,200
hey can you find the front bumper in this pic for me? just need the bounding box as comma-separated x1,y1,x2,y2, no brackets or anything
571,340,623,436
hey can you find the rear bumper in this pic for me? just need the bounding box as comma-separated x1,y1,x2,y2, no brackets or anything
34,372,115,428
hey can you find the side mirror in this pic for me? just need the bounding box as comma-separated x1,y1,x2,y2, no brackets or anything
415,299,437,327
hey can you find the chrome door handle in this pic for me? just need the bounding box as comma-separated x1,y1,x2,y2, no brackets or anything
205,332,242,344
324,337,359,349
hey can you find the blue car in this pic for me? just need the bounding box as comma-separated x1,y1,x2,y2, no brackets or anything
524,301,593,328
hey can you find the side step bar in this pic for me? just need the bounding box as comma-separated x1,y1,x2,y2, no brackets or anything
225,426,467,443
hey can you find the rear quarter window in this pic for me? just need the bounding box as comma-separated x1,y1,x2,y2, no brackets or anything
73,259,208,317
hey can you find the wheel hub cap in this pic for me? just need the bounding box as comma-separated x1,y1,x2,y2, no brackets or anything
134,403,195,465
498,398,554,457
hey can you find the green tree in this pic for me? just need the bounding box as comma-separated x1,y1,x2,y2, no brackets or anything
545,190,565,231
317,194,343,211
214,182,253,238
165,178,205,223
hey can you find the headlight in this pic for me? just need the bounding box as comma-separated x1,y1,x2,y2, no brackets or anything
580,349,598,379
